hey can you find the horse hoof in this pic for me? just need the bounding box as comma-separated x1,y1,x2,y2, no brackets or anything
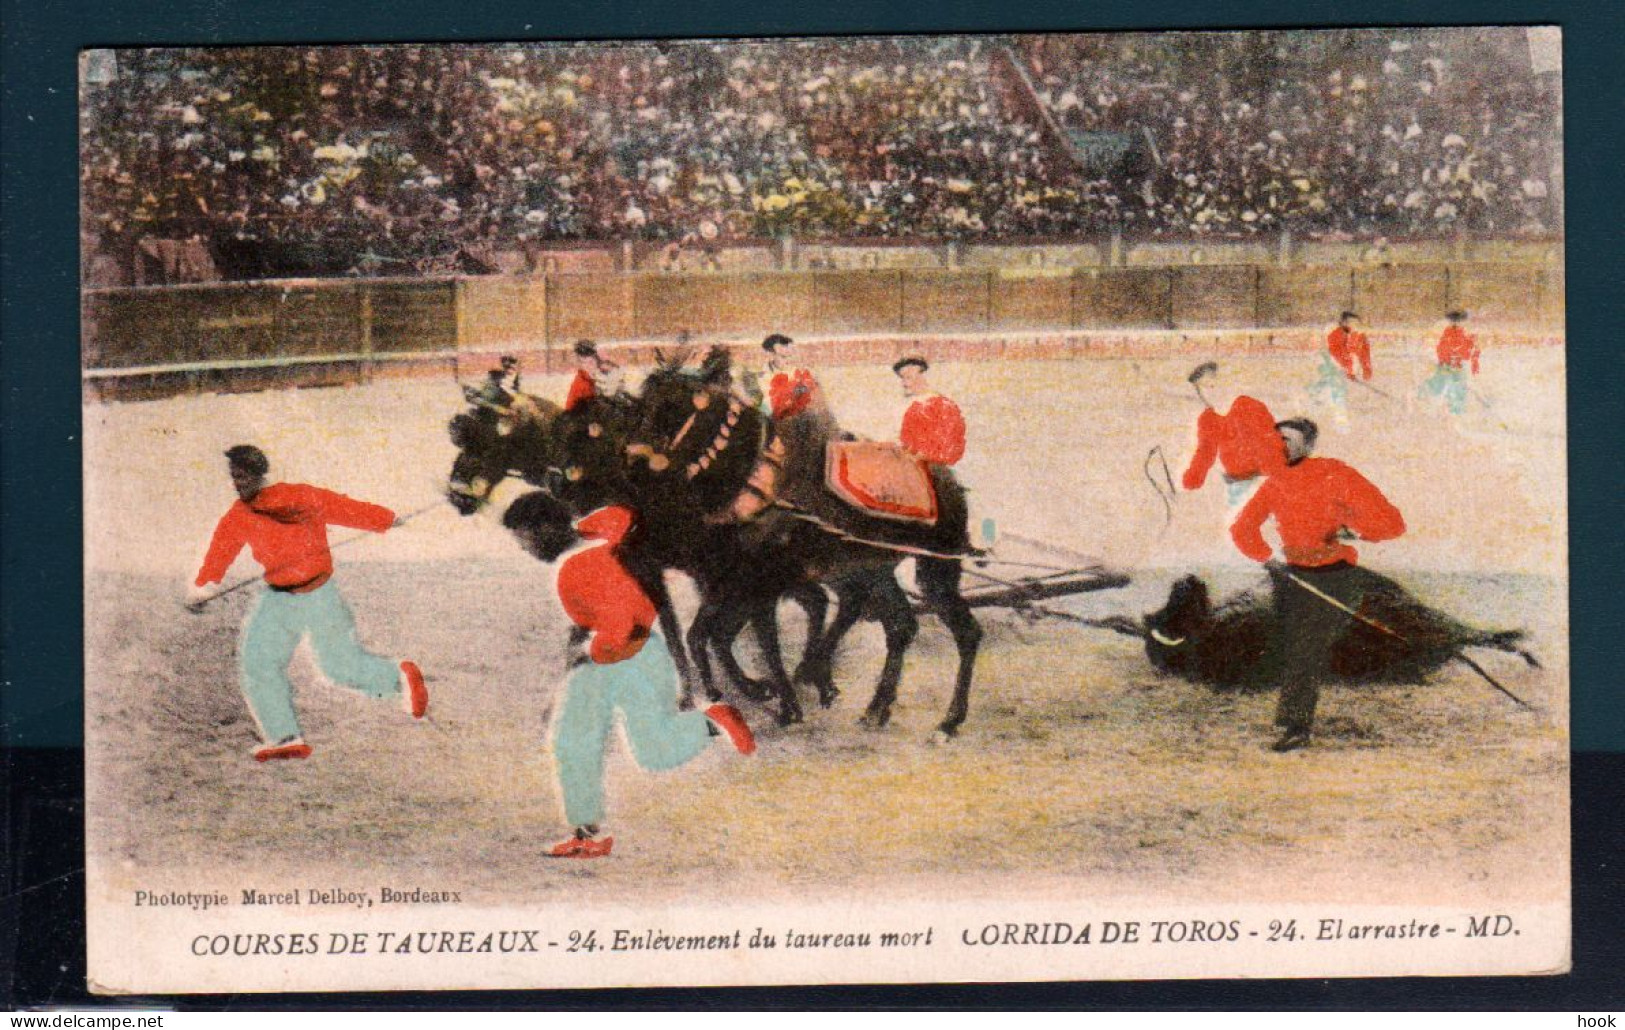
929,727,957,745
818,688,840,709
858,710,889,730
776,708,804,728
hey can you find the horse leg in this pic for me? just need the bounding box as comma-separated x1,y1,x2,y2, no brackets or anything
799,580,869,710
918,557,982,738
749,598,803,727
860,573,918,730
787,582,837,706
629,559,698,709
684,602,723,707
710,600,772,701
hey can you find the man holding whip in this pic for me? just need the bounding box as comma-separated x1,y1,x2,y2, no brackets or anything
1229,419,1407,752
1180,361,1282,508
187,445,429,762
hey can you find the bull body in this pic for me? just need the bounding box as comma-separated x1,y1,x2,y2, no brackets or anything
1140,568,1534,691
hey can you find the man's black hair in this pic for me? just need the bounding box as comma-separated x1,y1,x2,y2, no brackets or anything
761,333,793,353
224,444,270,477
573,339,598,358
501,491,578,563
1275,418,1319,452
1339,310,1359,322
1446,309,1469,322
1187,361,1218,384
892,355,929,375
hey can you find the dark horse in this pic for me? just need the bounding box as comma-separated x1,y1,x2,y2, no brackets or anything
608,347,985,738
444,368,834,724
1091,568,1539,691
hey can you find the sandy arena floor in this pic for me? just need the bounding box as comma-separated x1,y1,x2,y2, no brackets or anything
83,344,1568,911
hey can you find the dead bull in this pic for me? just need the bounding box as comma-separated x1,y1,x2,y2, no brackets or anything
1095,568,1539,693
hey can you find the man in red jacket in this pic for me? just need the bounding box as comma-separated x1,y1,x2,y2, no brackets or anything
762,333,825,421
1231,419,1406,751
1181,362,1282,506
188,445,427,762
564,340,603,412
894,356,965,466
1421,310,1480,415
540,502,756,859
1308,311,1372,423
1327,310,1372,381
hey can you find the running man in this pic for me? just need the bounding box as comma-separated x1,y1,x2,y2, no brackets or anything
1181,361,1283,507
1420,310,1481,415
514,497,756,859
1308,311,1372,420
188,445,427,762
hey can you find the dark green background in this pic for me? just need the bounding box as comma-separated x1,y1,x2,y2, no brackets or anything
3,0,1620,749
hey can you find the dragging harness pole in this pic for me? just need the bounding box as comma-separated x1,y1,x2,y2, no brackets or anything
188,499,446,608
1284,570,1533,710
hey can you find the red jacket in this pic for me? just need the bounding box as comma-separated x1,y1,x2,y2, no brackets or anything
900,393,966,466
556,506,656,665
564,369,597,411
1231,457,1405,567
1181,395,1282,490
195,483,395,591
1327,325,1372,380
767,368,820,420
1436,326,1480,374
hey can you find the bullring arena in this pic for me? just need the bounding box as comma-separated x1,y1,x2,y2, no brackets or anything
83,259,1567,919
78,31,1568,988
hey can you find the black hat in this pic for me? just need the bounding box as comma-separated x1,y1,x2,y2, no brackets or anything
1275,418,1320,450
892,355,929,374
573,339,598,358
224,444,269,477
1339,310,1359,322
762,333,793,353
1446,309,1468,322
1187,361,1218,384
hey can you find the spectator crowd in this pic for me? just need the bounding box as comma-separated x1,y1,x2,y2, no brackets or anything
80,29,1560,279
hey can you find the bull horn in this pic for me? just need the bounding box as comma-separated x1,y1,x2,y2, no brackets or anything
1149,627,1187,646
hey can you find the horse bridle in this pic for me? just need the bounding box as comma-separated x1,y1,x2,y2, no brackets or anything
627,388,746,481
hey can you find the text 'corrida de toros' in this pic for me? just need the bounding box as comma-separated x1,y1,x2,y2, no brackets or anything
960,921,1241,946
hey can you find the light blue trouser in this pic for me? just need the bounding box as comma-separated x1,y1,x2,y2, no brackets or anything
1225,476,1261,509
552,633,713,829
1420,365,1468,415
240,579,400,743
1308,353,1349,407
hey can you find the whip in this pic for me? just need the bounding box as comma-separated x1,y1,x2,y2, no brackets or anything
1284,569,1533,710
185,498,445,609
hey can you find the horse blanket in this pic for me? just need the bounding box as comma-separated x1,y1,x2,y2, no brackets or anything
824,441,939,525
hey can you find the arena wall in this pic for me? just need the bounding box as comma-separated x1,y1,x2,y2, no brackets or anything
81,256,1566,402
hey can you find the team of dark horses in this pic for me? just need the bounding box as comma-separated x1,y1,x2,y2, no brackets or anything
445,348,1539,738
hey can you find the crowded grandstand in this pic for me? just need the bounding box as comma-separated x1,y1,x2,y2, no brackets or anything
80,29,1561,283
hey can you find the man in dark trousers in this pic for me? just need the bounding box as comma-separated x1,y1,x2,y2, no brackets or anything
188,445,428,762
1229,419,1407,751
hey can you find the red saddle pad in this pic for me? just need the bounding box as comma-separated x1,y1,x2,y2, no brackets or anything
825,441,938,524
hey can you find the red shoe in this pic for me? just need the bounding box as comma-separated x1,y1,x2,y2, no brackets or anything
548,834,614,859
253,738,312,763
400,661,428,719
705,703,756,755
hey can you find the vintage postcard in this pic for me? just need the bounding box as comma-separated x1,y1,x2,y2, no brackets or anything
81,27,1567,993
